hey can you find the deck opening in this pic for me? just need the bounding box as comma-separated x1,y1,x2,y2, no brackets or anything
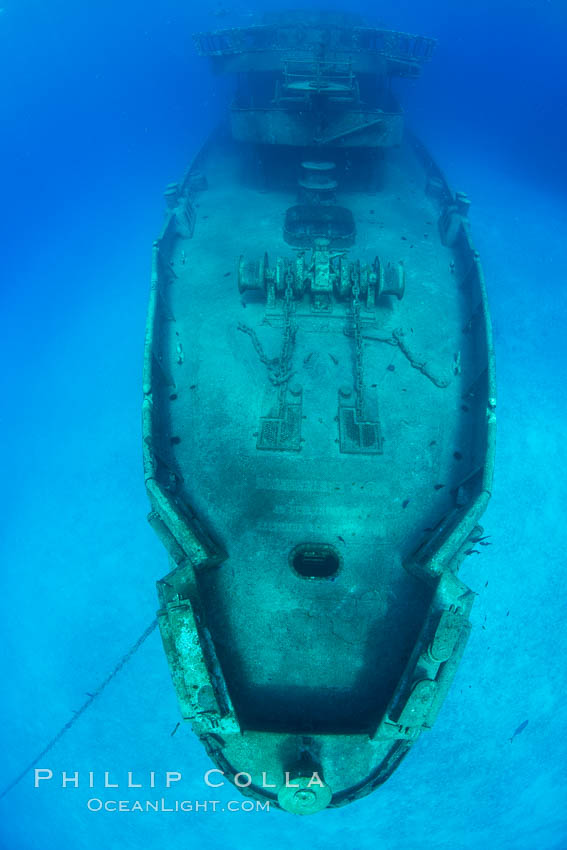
291,544,340,579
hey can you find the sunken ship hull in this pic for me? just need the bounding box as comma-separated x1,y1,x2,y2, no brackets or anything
142,12,496,814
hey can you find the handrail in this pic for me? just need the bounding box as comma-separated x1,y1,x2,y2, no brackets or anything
193,24,436,65
407,131,496,579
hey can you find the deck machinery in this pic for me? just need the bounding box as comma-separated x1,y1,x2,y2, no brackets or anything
143,11,496,814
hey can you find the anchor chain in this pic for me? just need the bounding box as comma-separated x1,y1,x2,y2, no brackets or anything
237,270,297,393
237,323,279,371
276,269,297,408
351,277,365,419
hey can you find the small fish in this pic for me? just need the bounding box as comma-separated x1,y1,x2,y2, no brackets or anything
328,353,339,365
171,722,180,737
465,549,481,555
510,719,528,743
190,384,197,390
479,541,492,547
402,499,410,509
434,483,445,490
223,271,231,277
337,535,346,545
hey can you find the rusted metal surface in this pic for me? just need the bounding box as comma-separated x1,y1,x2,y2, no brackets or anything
231,105,404,148
142,11,495,816
194,19,435,78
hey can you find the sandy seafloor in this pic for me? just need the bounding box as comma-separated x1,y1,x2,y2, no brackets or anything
1,21,567,850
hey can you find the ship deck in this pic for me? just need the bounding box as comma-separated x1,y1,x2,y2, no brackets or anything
155,137,483,732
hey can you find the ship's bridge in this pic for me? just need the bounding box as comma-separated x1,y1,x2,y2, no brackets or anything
193,12,435,150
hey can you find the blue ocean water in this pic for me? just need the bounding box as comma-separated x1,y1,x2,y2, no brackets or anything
1,0,566,847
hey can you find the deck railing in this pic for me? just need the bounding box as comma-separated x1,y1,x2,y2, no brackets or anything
142,139,225,569
193,24,436,66
409,132,496,578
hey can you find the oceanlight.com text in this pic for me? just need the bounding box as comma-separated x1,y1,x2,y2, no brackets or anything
87,798,269,813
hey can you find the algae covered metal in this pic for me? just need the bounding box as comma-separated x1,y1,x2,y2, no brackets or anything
142,10,496,814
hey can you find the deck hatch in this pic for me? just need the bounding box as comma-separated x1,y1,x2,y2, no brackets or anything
284,204,355,248
290,544,341,579
338,405,383,454
257,397,302,451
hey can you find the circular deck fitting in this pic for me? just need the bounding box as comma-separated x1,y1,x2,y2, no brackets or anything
278,776,332,815
286,81,336,91
301,161,336,171
289,383,303,398
298,178,339,191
